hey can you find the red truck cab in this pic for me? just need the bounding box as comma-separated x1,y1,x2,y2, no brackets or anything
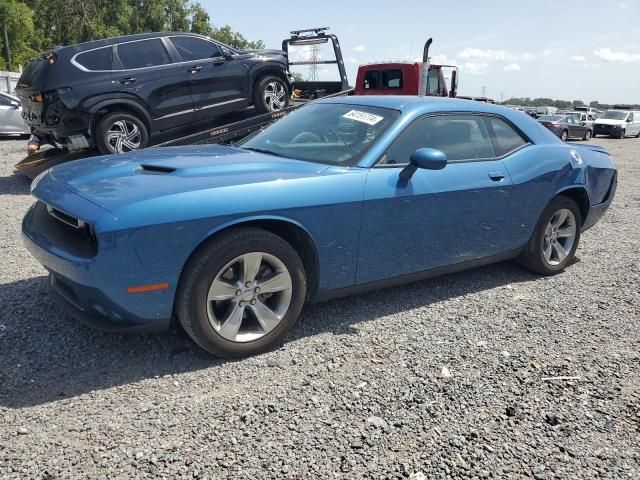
354,39,458,97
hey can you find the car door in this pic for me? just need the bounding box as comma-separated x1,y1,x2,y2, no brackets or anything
114,37,194,130
168,36,249,121
356,113,519,284
628,112,640,136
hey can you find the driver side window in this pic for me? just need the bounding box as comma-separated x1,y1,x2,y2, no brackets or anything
381,114,496,165
171,36,222,61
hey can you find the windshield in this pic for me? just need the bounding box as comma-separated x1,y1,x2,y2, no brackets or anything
236,103,400,165
539,115,562,122
599,111,628,120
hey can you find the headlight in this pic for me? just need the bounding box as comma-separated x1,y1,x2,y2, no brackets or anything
30,168,51,193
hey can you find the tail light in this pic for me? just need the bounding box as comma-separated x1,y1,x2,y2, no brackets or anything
45,52,57,65
29,93,43,103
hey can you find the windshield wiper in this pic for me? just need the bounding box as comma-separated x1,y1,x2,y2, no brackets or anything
242,147,288,158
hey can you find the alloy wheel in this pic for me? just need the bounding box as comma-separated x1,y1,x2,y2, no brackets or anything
206,252,293,342
542,208,577,266
263,81,287,111
106,120,142,153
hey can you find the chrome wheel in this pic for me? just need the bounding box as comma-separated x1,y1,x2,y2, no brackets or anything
106,120,142,153
207,252,293,343
263,81,287,111
543,209,577,266
561,130,568,141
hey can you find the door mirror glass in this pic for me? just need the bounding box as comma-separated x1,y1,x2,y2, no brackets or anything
411,148,448,170
220,47,234,60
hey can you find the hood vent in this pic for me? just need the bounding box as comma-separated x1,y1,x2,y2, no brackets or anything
139,164,177,174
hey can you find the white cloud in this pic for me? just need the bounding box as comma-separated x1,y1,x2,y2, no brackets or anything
542,49,552,57
346,56,359,65
430,54,456,65
460,62,489,75
503,63,521,72
352,45,366,53
570,55,587,63
458,47,533,62
593,48,640,63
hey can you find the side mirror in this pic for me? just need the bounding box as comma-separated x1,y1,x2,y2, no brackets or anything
399,148,447,180
626,118,632,123
220,48,234,60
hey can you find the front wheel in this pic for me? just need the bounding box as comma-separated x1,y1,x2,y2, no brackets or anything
519,196,582,275
95,111,149,154
618,129,626,139
560,130,568,141
253,76,289,114
583,129,592,141
177,228,306,357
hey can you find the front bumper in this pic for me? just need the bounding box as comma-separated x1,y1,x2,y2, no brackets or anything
46,273,170,333
593,124,622,137
22,190,176,333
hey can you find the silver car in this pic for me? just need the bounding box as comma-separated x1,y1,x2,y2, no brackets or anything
0,92,30,135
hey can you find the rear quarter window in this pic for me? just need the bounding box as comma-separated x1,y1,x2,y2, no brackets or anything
75,47,112,71
484,117,528,156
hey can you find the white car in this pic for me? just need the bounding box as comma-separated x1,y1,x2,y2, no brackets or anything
593,110,640,139
0,92,30,135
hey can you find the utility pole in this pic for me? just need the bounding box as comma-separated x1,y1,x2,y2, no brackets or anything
500,92,505,103
481,86,487,98
3,24,12,71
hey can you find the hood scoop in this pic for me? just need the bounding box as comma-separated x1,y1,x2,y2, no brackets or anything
139,164,176,174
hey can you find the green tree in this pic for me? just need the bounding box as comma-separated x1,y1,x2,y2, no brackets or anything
189,3,213,36
211,24,264,49
0,0,37,69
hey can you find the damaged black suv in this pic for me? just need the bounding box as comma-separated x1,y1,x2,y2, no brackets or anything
16,32,291,154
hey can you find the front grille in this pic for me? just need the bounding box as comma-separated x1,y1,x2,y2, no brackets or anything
32,201,98,257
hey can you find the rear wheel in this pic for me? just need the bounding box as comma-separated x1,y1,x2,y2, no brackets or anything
253,75,289,114
177,228,306,357
583,129,592,141
519,196,581,275
95,111,149,154
560,130,568,141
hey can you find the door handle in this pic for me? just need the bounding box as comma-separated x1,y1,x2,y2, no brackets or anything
119,77,136,85
488,171,505,181
188,65,202,74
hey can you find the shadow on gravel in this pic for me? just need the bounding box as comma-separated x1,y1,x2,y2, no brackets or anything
0,174,31,195
0,261,539,408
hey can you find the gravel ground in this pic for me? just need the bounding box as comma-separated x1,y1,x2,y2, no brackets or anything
0,137,638,479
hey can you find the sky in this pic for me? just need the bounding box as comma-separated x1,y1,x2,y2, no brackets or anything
200,0,640,104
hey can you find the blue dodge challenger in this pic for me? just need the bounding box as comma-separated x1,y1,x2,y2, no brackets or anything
23,96,617,357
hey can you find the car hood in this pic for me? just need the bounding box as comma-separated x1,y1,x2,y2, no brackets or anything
49,145,331,212
594,119,625,126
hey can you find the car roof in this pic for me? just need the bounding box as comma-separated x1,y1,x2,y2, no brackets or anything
53,32,213,53
319,95,522,115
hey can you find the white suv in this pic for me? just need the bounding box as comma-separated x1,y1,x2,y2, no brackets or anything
593,110,640,138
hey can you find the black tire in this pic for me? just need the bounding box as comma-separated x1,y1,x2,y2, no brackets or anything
592,132,597,138
560,130,568,141
95,111,149,155
253,75,289,114
176,227,306,357
583,129,592,141
635,130,640,138
618,129,625,139
519,196,582,276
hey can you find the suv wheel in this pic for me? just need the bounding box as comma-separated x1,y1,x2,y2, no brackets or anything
96,112,149,154
253,76,289,114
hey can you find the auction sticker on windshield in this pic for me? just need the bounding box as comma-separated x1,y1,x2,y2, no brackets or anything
342,110,384,126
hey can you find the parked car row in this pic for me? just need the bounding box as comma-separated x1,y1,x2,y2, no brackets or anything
536,107,640,140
